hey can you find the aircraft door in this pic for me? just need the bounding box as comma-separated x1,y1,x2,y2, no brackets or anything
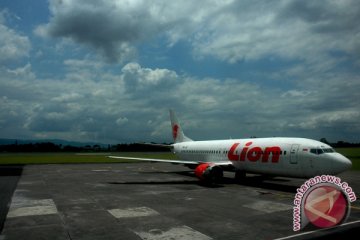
290,144,300,164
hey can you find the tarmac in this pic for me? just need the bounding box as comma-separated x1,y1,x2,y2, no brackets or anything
0,162,359,240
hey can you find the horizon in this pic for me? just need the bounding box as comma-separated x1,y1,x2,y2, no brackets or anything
1,137,359,147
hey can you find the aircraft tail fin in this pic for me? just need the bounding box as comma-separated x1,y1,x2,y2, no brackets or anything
169,110,193,143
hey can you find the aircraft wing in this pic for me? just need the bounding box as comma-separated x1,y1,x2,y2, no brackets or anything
108,156,232,166
138,142,173,148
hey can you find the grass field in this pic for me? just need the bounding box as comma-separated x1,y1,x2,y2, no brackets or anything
335,148,360,171
0,148,359,170
0,152,177,165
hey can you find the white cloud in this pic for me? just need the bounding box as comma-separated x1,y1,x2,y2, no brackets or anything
64,59,104,70
116,117,128,126
281,90,313,98
35,0,157,62
121,62,179,92
0,60,359,143
289,110,360,133
0,11,31,63
34,0,360,66
34,0,228,62
6,63,35,79
191,0,360,65
2,0,360,143
52,93,82,103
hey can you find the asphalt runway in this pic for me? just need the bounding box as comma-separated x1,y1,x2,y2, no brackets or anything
0,163,359,240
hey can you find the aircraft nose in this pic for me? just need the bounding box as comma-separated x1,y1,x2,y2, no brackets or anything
332,153,352,173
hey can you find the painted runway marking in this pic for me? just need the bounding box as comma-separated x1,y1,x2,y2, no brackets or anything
108,206,159,218
134,226,213,240
7,199,57,218
243,200,292,213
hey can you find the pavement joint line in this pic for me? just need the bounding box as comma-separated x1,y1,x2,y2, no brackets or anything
273,220,360,240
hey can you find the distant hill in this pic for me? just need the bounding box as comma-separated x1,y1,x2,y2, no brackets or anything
0,138,108,148
0,139,171,152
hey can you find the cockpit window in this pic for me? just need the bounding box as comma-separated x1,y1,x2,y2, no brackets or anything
310,148,324,154
310,148,335,155
323,148,335,153
317,149,324,154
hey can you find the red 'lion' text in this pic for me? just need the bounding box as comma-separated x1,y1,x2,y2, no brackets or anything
228,142,281,163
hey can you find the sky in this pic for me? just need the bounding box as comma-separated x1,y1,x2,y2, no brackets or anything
0,0,359,144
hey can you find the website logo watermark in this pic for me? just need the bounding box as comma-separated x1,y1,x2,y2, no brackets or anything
293,175,356,231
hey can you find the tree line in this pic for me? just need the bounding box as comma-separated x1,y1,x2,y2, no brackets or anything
320,138,360,148
0,142,171,153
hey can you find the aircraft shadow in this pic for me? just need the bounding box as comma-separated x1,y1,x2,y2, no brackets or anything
0,165,24,176
108,180,198,185
227,176,298,193
107,170,223,188
0,165,24,233
107,180,224,188
107,170,298,191
176,171,298,192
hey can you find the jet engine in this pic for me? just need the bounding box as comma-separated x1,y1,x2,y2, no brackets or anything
194,163,223,183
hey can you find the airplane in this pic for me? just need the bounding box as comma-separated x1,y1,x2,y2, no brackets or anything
109,110,352,183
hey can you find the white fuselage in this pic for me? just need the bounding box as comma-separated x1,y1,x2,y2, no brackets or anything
173,137,352,178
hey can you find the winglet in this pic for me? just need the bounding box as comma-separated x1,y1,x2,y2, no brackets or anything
169,110,193,143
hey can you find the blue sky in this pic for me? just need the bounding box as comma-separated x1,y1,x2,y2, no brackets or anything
0,0,359,144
